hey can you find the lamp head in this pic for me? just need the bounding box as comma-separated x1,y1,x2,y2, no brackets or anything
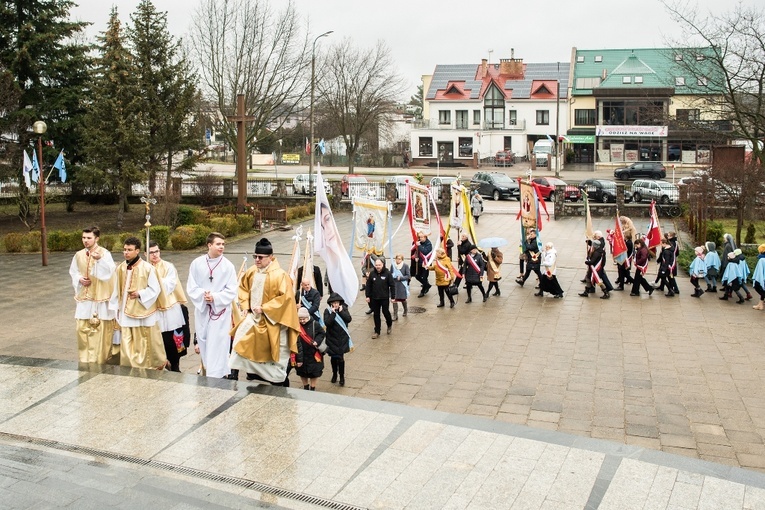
32,121,47,135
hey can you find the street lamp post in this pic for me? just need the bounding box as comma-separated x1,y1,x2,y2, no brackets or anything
33,120,48,266
309,30,333,187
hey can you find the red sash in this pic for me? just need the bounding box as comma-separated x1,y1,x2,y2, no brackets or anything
466,254,481,273
299,325,322,362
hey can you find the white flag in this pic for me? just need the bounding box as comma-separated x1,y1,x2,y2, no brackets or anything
314,165,359,305
22,151,33,188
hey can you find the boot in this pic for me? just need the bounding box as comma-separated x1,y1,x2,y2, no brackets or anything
494,289,501,296
402,302,408,317
746,293,753,301
579,290,589,297
706,284,713,292
754,300,765,310
226,369,239,380
600,292,610,299
339,361,345,386
587,286,596,293
711,286,718,292
331,358,338,383
437,302,445,308
303,384,310,390
392,306,398,321
719,294,729,300
310,386,316,391
665,291,675,297
483,293,489,302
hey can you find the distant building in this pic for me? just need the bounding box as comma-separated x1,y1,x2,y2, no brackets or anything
411,53,569,167
568,47,731,168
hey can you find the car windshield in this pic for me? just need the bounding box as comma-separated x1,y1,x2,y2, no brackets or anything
656,182,676,189
596,181,616,189
349,177,366,183
547,178,566,186
493,175,515,186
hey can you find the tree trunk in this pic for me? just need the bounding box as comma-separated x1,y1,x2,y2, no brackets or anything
347,148,356,173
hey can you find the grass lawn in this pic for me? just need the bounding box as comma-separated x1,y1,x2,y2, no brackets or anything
712,219,765,244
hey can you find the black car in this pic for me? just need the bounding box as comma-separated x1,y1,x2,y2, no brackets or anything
578,179,633,203
470,171,520,201
614,162,666,180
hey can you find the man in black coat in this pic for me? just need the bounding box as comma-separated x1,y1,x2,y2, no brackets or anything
296,277,322,323
365,257,395,338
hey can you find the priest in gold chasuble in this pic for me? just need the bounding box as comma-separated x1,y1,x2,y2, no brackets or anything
230,238,300,384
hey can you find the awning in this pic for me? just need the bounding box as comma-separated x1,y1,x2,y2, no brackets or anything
562,135,595,144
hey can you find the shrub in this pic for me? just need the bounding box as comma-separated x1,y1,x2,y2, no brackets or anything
3,233,24,252
286,204,312,222
745,223,756,244
170,226,200,250
235,214,253,233
706,221,724,248
100,234,118,251
25,231,41,252
191,224,210,245
67,231,83,251
141,225,171,249
175,205,197,226
677,247,695,275
209,215,239,237
48,230,71,251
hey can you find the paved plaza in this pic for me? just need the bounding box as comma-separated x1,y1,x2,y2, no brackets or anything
2,200,765,508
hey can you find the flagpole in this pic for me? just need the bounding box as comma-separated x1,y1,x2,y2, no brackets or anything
33,121,48,267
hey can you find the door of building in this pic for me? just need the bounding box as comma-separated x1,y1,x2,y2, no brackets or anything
439,142,454,164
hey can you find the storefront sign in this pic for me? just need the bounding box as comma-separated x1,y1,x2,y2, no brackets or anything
595,125,668,137
564,135,595,144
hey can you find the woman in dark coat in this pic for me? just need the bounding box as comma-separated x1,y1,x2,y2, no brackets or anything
295,308,325,391
323,292,352,386
462,245,488,303
391,253,411,320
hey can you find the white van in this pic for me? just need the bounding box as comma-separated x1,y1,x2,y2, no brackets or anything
533,139,554,167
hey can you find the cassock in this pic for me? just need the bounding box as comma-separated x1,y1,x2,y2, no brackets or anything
69,246,119,364
153,259,188,371
110,259,166,369
187,254,238,378
229,258,300,383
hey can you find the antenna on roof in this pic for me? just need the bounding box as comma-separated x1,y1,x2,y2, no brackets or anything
488,49,493,64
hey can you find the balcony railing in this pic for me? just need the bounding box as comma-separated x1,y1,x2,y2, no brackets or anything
412,119,527,131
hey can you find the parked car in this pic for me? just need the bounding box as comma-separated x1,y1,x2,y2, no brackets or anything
292,174,330,195
494,151,514,166
578,179,632,203
631,179,679,204
613,162,666,180
471,172,520,201
341,174,368,196
532,177,581,201
386,175,414,200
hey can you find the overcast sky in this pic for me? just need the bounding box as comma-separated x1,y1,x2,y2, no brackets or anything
70,0,755,98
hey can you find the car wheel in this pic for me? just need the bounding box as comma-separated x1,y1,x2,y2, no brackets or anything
653,173,661,179
633,192,641,203
615,173,623,180
492,190,500,201
660,195,670,204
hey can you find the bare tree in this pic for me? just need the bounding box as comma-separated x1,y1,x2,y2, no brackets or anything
663,1,765,243
315,38,406,173
190,0,310,156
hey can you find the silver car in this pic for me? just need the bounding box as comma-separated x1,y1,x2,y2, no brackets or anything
630,179,679,204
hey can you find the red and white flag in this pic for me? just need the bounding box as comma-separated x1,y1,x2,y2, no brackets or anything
645,200,662,253
305,137,311,155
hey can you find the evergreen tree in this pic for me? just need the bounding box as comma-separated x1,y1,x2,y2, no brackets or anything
128,0,201,196
0,0,91,218
82,8,149,228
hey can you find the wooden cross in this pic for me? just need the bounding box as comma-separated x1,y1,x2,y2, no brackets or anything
226,94,255,212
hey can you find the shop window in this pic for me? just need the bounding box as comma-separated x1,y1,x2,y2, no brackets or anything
458,137,472,157
536,110,549,125
419,137,433,157
438,110,451,125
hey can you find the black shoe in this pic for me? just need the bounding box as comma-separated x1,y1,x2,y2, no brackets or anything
466,298,472,303
614,286,624,291
587,287,595,293
665,291,674,297
365,309,373,315
331,374,337,384
493,291,500,296
437,303,445,308
515,278,524,287
483,295,488,302
579,278,586,283
450,301,455,308
534,291,543,297
706,285,713,292
600,292,610,299
648,288,654,296
554,294,564,299
339,378,345,386
630,292,640,296
719,295,729,300
417,292,426,298
424,286,432,294
578,292,589,297
386,326,392,334
712,286,718,292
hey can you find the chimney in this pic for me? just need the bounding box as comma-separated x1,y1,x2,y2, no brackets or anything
499,58,524,79
602,68,607,80
511,48,514,59
481,59,488,78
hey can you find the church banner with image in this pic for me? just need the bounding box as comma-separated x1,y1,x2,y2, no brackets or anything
352,198,389,256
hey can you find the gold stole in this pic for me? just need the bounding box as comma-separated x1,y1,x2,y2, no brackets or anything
74,248,112,302
117,261,157,319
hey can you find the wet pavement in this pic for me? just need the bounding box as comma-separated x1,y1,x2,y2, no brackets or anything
2,200,765,508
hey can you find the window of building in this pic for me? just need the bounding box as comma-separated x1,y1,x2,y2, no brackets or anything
576,55,585,63
455,110,469,129
622,76,631,84
575,109,596,126
473,110,481,125
635,76,643,84
508,110,517,125
503,136,512,151
594,55,602,62
483,85,505,129
602,100,665,126
419,137,433,157
676,109,699,121
458,137,473,157
697,76,708,86
536,110,549,125
575,77,602,89
675,77,685,86
438,110,451,125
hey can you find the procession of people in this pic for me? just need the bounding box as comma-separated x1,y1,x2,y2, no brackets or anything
68,174,763,392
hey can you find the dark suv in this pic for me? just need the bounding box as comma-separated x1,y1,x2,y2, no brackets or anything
470,172,520,201
578,179,633,203
614,162,666,180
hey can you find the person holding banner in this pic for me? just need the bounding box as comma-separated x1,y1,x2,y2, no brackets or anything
414,231,433,297
630,238,654,297
516,229,541,288
538,242,563,298
579,238,611,299
324,292,352,385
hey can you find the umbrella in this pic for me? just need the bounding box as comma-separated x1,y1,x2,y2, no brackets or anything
478,237,508,249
